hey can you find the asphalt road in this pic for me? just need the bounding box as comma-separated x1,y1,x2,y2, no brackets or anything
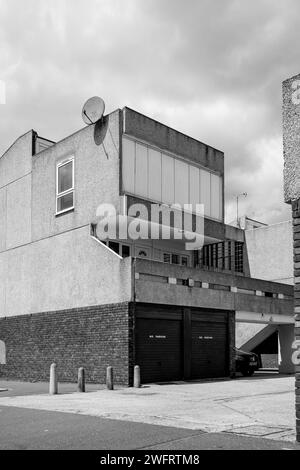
0,405,299,450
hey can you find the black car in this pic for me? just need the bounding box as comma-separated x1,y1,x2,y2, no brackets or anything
234,348,259,376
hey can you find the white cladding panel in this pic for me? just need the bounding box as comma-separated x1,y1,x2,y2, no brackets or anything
211,173,221,220
122,136,223,220
162,154,174,204
135,142,148,197
175,159,189,206
122,138,135,194
189,165,200,207
148,148,162,201
200,169,211,217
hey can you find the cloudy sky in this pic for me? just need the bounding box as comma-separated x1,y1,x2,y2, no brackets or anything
1,0,299,224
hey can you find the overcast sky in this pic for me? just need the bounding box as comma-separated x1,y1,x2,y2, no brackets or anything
1,0,299,224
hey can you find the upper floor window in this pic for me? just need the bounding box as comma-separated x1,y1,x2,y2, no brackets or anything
122,136,223,221
56,158,74,215
163,252,190,267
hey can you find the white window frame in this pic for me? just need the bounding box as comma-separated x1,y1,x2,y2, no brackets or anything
56,157,75,215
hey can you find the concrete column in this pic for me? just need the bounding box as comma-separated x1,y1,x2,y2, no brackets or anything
78,367,85,392
106,366,114,390
278,324,295,374
134,366,141,388
49,363,58,395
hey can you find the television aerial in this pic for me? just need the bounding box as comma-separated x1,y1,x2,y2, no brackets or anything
82,96,105,125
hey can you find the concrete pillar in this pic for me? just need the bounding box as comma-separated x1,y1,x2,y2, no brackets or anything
134,365,141,388
49,363,58,395
78,367,85,392
278,324,295,374
106,366,114,390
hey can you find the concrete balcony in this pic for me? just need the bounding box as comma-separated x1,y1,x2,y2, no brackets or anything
133,258,294,322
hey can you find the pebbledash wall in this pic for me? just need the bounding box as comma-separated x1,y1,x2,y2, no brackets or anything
292,201,300,439
283,73,300,441
0,302,134,385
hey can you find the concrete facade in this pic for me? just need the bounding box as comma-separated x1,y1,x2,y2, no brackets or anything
0,131,33,252
0,104,294,384
31,111,121,241
234,218,294,373
245,220,293,285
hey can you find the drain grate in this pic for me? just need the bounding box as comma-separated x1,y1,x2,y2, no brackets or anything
224,425,293,437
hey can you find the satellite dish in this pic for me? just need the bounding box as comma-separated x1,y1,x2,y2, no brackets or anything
82,96,105,125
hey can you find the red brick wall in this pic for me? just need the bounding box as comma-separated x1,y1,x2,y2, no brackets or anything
0,302,133,385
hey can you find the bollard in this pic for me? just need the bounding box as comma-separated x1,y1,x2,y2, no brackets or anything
49,363,58,395
78,367,85,392
106,366,114,390
134,365,141,388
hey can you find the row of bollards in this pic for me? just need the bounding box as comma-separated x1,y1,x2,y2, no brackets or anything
49,363,141,395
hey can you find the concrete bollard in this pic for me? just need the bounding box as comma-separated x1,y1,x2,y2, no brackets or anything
134,365,141,388
106,366,114,390
49,363,58,395
78,367,85,393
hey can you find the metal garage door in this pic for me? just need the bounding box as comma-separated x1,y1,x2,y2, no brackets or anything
191,313,228,379
135,317,183,383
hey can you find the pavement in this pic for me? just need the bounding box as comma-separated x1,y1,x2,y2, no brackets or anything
0,406,298,450
0,373,297,447
0,379,105,397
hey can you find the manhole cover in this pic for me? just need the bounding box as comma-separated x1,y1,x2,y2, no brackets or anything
225,425,292,437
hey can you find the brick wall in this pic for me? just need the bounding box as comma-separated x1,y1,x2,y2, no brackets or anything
228,311,236,377
0,302,132,385
292,200,300,440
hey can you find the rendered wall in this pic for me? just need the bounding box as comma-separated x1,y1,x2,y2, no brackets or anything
31,109,121,241
0,131,33,251
0,226,132,318
245,221,293,284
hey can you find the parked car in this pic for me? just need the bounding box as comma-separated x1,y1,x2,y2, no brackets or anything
234,348,259,376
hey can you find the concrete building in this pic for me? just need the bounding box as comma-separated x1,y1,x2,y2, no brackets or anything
0,106,294,385
234,218,294,369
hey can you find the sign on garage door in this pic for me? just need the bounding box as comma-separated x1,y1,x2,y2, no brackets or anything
135,318,183,383
191,314,228,379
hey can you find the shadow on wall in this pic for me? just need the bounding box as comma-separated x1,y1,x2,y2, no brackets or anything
0,340,6,364
94,115,109,147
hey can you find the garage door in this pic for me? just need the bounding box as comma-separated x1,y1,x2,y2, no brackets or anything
135,318,183,383
191,315,228,379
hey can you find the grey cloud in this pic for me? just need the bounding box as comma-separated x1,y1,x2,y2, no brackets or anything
1,0,300,224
